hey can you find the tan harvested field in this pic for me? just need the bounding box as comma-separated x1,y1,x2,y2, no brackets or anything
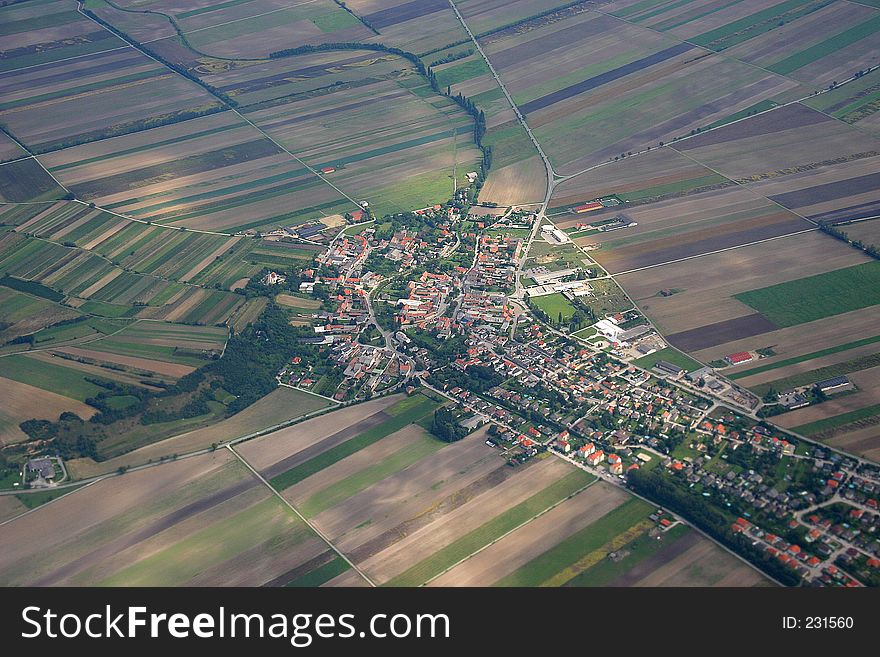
774,366,880,429
674,104,878,180
67,386,332,479
311,429,502,553
827,424,880,463
237,394,403,472
276,294,321,309
618,230,870,335
360,456,575,584
0,495,27,524
428,481,628,586
323,570,370,587
621,531,771,587
0,376,96,444
844,219,880,247
0,450,328,586
0,452,234,581
567,186,810,273
53,346,194,378
479,156,547,205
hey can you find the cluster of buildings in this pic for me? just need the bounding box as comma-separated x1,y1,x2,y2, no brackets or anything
396,271,453,328
316,233,368,280
524,266,594,300
464,235,521,292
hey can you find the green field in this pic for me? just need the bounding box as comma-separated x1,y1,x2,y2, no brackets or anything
15,485,84,509
734,262,880,328
529,292,578,324
0,354,105,400
792,403,880,436
98,497,314,586
494,497,652,586
269,395,440,491
285,556,351,587
298,430,446,518
435,58,491,88
617,173,728,202
384,469,595,587
769,14,880,75
634,347,702,373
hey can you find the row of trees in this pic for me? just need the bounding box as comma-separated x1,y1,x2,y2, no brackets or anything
818,220,880,259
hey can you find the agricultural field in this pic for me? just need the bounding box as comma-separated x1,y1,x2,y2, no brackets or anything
673,103,880,225
604,0,880,88
617,230,876,359
0,0,223,153
805,66,880,136
235,52,482,217
0,224,247,325
617,223,880,458
0,130,26,164
0,450,351,586
102,0,374,59
0,285,81,345
840,217,880,247
345,0,470,55
475,4,804,173
568,184,811,273
67,386,332,479
41,112,357,233
0,374,96,445
0,158,66,203
232,390,771,586
9,199,260,288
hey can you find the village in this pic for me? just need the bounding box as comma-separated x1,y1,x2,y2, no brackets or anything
260,195,880,587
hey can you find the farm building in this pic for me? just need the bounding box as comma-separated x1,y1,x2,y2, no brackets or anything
815,376,851,393
574,202,603,213
597,215,635,232
654,360,684,377
725,352,754,365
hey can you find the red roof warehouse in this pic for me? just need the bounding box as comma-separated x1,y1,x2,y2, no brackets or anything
726,351,753,365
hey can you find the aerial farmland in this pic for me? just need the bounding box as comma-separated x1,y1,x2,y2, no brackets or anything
1,0,880,596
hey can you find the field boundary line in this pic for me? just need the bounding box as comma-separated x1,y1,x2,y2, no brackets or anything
0,478,102,528
226,444,376,587
420,476,599,587
446,0,555,183
277,381,341,404
74,3,364,215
